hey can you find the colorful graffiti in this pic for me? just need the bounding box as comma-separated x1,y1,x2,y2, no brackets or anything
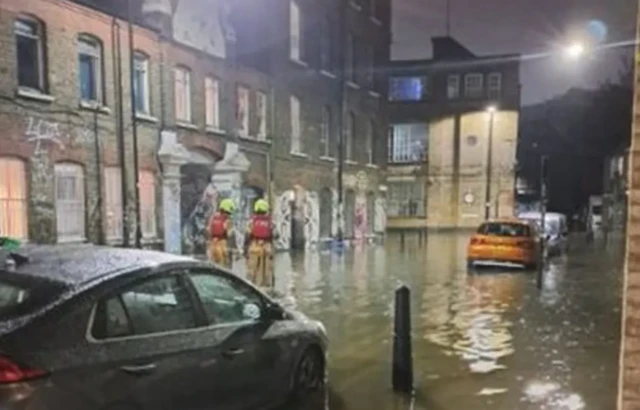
354,195,367,240
303,191,319,249
274,190,293,250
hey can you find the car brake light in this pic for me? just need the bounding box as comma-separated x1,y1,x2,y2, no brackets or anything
0,356,47,384
471,238,485,245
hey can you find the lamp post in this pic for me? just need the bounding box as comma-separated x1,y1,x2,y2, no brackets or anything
484,105,497,220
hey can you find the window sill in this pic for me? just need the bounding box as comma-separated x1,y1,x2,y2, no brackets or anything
366,163,379,169
176,121,199,131
349,1,363,11
136,113,158,123
319,70,337,79
290,151,308,158
16,88,55,103
206,126,226,135
239,134,271,145
345,160,358,165
371,16,383,26
320,156,336,162
80,100,111,114
290,58,309,68
368,90,381,98
346,81,360,90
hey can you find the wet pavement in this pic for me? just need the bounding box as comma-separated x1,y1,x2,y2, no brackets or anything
261,232,624,410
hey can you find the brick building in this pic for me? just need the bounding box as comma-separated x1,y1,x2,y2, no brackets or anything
386,37,521,230
0,0,389,253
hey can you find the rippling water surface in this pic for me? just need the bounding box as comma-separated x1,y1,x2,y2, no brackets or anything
272,232,623,410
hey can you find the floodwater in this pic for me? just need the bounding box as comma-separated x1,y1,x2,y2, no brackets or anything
270,232,624,410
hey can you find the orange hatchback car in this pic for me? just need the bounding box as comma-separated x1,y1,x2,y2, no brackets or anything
467,219,541,269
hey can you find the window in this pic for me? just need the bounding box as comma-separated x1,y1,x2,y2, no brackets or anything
478,222,530,238
290,96,302,153
0,158,28,240
464,73,483,98
15,17,45,91
346,33,356,82
488,72,502,99
289,1,303,61
236,86,250,137
174,67,191,122
78,35,103,103
367,120,375,164
389,76,428,101
364,45,374,87
138,171,156,238
256,91,267,140
320,16,333,72
189,270,264,325
92,276,197,339
389,123,428,163
55,163,85,242
104,167,123,240
447,74,460,99
346,112,355,161
387,181,425,217
133,52,150,114
321,106,332,157
205,76,221,129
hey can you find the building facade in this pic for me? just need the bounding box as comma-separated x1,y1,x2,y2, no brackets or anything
0,0,389,254
386,37,520,230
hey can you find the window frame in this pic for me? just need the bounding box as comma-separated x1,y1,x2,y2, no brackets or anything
133,51,150,114
54,162,86,243
174,66,192,122
103,166,123,241
464,73,483,98
290,95,302,154
204,76,221,129
87,269,203,342
14,15,47,93
388,123,428,164
236,85,250,137
389,76,428,101
487,72,502,99
256,91,268,140
289,0,303,62
0,157,28,240
447,74,460,99
77,34,105,104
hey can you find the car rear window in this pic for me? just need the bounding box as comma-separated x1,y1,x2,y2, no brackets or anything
0,272,66,321
477,222,530,238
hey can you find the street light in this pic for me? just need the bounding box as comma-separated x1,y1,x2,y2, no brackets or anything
484,105,497,220
565,42,586,60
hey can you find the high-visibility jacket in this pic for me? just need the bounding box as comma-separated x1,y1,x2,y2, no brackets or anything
249,214,273,240
209,212,230,239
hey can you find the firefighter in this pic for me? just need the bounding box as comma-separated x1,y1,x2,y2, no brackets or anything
245,199,276,288
208,198,235,268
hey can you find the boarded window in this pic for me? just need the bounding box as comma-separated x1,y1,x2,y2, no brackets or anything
104,167,123,240
55,163,85,242
174,67,191,122
205,76,220,128
139,171,156,238
0,158,28,239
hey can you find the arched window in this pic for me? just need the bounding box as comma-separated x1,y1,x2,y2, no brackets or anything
77,34,104,103
133,51,150,114
15,15,47,92
0,157,28,239
55,163,86,242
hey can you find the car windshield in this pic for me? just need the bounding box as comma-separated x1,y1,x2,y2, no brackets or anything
0,272,66,321
478,222,530,238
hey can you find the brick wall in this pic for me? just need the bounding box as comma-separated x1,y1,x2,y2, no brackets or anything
619,4,640,407
0,0,160,245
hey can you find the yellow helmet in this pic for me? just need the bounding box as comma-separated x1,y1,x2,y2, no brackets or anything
254,199,269,213
219,198,235,213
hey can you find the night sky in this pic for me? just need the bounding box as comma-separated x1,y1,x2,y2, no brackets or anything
392,0,637,105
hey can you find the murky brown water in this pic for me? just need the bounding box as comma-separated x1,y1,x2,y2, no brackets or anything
272,232,624,410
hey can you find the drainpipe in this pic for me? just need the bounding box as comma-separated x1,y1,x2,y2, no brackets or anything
127,0,142,248
92,106,104,245
113,18,130,247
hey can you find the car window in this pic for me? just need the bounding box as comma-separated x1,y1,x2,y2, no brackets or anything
189,270,264,325
478,222,530,237
0,273,66,321
92,276,198,339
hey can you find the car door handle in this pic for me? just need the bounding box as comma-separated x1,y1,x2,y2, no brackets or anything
120,363,157,375
222,348,245,359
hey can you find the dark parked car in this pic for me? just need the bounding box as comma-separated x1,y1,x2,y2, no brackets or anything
0,245,327,410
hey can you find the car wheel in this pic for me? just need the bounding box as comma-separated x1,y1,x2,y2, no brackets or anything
291,347,324,402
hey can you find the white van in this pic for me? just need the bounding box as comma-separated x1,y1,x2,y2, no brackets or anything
518,211,569,256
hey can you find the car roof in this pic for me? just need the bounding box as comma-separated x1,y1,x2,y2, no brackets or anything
483,218,527,225
9,245,198,286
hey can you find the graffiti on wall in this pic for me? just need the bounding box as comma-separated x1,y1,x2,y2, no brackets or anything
25,117,93,155
303,191,320,248
354,195,367,240
181,168,218,255
274,190,293,250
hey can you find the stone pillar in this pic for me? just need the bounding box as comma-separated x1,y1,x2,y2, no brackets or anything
158,131,189,254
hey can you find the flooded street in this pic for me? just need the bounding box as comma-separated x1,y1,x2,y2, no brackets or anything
268,232,624,410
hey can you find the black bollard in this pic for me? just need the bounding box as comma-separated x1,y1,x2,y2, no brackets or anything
392,285,413,394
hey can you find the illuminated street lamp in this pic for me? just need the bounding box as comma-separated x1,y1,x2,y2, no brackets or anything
565,42,586,60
